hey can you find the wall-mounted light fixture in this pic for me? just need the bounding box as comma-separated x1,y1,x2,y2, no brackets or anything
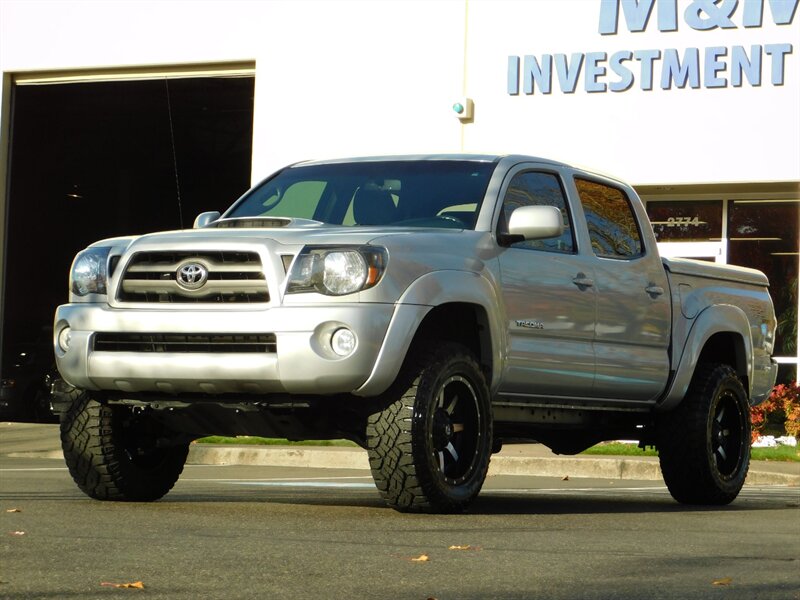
452,97,473,121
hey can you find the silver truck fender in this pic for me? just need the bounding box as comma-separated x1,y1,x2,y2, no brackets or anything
657,304,753,411
354,270,505,397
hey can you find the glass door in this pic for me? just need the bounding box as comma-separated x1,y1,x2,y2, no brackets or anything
728,200,799,378
646,200,726,263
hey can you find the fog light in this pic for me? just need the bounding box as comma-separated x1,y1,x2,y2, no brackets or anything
331,328,356,357
58,327,72,352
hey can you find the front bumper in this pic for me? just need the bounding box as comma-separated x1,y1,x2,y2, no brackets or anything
54,302,422,397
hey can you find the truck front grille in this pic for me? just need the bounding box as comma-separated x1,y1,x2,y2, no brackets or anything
117,251,269,303
94,333,277,353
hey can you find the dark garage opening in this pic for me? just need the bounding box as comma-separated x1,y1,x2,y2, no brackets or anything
1,75,255,419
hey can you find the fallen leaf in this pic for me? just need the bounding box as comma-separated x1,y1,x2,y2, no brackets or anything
100,581,145,589
561,475,570,481
712,578,732,586
5,509,21,513
410,554,430,562
9,531,25,536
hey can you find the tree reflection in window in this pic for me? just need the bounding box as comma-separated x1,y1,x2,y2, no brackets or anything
575,178,643,259
501,172,574,253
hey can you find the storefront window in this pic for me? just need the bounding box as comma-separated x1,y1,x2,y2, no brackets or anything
728,201,799,363
646,200,722,242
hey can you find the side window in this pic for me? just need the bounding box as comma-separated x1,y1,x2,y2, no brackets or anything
501,171,575,253
575,178,643,259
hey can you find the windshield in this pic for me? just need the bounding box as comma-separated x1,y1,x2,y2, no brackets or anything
225,160,496,229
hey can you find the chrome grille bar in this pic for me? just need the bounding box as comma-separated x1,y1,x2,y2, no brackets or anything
94,333,277,353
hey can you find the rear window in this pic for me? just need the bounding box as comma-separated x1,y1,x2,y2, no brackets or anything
574,178,643,259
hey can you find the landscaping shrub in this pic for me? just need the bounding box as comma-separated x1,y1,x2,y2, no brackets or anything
751,383,800,443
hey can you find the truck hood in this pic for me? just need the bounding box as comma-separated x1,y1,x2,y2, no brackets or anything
89,220,498,307
113,221,475,251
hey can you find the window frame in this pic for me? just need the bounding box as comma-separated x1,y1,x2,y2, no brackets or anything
573,176,646,261
496,169,578,255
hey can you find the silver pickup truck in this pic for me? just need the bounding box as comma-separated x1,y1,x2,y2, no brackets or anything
53,155,778,513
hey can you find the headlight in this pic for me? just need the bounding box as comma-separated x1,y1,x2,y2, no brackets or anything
71,246,111,297
286,246,387,296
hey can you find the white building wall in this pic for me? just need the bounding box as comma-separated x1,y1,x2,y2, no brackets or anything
1,0,798,186
247,1,465,182
464,0,800,185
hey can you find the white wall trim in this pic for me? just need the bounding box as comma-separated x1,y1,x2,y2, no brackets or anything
13,62,256,86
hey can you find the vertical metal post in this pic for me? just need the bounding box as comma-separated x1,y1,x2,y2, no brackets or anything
0,73,15,376
796,205,799,377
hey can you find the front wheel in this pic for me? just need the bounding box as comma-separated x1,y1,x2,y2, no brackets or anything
657,363,750,505
366,343,492,513
60,394,188,501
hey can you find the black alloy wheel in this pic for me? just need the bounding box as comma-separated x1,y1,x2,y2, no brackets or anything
658,363,751,505
367,342,492,513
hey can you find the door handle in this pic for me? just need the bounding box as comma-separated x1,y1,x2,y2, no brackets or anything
572,274,594,289
645,285,665,297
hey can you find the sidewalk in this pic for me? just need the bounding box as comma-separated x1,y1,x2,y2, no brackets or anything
3,422,799,486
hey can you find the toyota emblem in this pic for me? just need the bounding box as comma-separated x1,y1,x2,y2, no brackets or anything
176,262,209,290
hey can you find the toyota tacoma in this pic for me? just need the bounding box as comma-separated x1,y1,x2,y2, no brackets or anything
52,155,778,512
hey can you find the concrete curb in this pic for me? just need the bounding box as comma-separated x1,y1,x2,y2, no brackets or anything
486,455,799,486
9,446,799,487
184,445,800,487
487,455,664,481
187,445,370,470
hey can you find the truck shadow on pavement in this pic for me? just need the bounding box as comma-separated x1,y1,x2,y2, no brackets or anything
2,487,794,516
468,491,796,516
159,484,797,516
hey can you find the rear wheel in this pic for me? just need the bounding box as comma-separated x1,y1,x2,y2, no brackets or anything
60,393,188,501
366,343,492,513
657,363,750,505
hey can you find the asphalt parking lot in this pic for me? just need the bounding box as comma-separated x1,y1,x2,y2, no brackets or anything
1,423,799,599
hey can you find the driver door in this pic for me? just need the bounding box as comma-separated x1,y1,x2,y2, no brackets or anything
496,167,597,399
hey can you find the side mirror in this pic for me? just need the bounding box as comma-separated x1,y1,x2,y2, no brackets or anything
507,205,563,241
193,211,221,229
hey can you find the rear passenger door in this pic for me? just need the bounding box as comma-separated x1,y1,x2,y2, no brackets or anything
496,167,597,399
573,177,671,401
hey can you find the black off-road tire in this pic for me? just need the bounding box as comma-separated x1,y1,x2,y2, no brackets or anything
60,393,188,501
366,343,492,513
657,363,750,505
